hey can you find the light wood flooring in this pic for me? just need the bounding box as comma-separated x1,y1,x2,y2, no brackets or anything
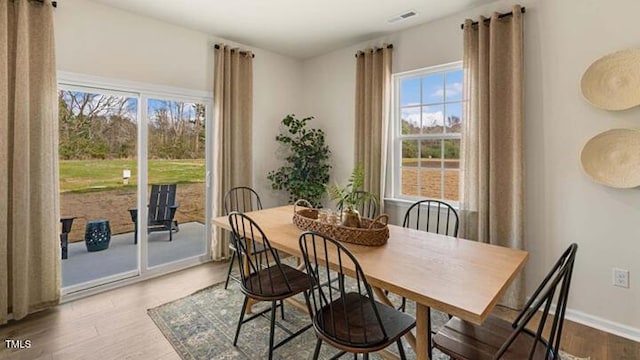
0,261,638,360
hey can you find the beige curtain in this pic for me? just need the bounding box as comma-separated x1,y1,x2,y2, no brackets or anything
354,46,392,210
460,5,524,309
211,45,253,260
0,0,60,324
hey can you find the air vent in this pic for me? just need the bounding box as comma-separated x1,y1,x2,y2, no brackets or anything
388,10,417,24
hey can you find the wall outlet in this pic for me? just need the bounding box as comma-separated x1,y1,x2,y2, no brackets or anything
613,268,630,288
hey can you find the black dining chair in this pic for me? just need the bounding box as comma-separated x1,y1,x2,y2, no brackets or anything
299,231,416,360
433,243,578,360
337,190,379,219
228,212,313,360
223,186,266,289
402,199,459,236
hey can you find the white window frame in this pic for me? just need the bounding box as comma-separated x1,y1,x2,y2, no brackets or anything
57,71,214,300
390,61,464,205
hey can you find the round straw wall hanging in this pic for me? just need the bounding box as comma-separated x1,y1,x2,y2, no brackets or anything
581,49,640,111
580,128,640,188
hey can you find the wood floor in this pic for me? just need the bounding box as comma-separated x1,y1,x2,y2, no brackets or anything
0,261,638,360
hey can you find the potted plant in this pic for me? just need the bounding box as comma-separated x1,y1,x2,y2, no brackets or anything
326,164,375,228
267,114,331,207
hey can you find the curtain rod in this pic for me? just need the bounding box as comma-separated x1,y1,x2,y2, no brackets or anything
32,0,57,7
354,44,394,58
214,44,255,58
460,7,525,29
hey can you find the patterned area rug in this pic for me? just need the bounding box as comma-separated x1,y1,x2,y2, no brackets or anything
148,279,589,360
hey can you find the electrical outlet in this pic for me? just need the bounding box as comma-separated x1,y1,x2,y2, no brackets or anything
613,268,630,288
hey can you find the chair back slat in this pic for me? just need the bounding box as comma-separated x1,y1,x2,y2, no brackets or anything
148,184,176,221
224,186,263,214
356,191,378,219
403,199,459,237
228,212,291,297
299,231,388,347
495,243,578,360
337,190,379,219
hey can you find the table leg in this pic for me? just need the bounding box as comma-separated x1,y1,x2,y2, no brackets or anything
416,303,430,360
296,259,305,271
373,287,417,351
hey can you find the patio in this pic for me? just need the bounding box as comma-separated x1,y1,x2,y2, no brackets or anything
62,221,207,288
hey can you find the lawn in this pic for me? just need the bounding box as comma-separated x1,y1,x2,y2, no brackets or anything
60,159,205,193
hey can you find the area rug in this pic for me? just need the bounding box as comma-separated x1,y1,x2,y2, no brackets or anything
148,281,589,360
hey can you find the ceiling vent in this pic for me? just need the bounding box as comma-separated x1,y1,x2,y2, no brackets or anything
387,10,418,24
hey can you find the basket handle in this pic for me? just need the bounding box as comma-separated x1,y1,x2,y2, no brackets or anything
293,199,313,214
368,214,389,229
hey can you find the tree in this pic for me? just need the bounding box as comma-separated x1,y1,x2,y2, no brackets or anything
58,90,134,159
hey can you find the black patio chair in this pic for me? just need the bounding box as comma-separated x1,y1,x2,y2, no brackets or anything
129,184,179,244
228,212,313,360
433,243,578,360
299,231,416,360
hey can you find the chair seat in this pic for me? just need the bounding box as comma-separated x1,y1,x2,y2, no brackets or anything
433,315,553,360
316,292,416,351
243,264,311,300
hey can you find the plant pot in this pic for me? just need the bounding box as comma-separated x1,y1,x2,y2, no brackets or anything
341,208,361,228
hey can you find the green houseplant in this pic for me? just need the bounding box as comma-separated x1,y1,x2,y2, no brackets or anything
326,164,375,228
267,114,331,207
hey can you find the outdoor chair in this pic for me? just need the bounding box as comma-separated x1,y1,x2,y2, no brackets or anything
60,216,76,259
129,184,179,244
299,231,416,360
433,243,578,360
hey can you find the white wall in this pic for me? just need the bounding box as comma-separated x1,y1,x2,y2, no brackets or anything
302,0,640,339
54,0,305,208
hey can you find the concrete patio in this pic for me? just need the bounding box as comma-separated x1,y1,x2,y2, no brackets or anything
62,221,207,288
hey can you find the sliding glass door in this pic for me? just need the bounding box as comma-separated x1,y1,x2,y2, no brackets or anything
58,77,212,294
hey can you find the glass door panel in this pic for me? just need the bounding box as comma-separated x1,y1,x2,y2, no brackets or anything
58,88,139,289
146,98,207,267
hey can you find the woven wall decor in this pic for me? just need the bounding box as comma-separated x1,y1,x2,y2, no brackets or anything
581,49,640,111
580,128,640,188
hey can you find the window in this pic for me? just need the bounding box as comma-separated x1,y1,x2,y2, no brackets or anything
392,62,464,203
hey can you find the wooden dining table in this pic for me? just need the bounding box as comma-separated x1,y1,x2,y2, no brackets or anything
212,205,528,360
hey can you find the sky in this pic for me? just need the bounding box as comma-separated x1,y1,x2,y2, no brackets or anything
400,69,464,131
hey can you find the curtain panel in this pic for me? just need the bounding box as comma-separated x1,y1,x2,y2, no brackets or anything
460,5,525,309
211,45,253,260
0,0,60,324
354,46,392,210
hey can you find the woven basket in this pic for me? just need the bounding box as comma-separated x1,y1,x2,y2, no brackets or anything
292,200,389,247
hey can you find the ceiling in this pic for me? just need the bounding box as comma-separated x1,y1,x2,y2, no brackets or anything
89,0,494,59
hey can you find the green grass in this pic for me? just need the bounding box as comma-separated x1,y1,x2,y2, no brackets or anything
60,159,205,193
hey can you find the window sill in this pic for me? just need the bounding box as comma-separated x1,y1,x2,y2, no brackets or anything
383,197,460,211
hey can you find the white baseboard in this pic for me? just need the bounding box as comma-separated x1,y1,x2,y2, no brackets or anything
564,307,640,342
